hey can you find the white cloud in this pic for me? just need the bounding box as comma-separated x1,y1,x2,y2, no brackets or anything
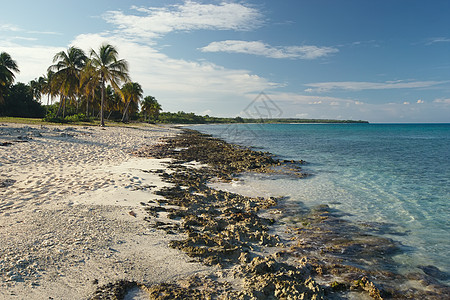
27,30,62,35
259,92,369,120
304,80,447,93
296,113,309,118
103,1,262,41
12,37,38,42
0,23,21,32
427,37,450,45
200,40,338,59
0,24,60,36
433,98,450,104
265,93,356,106
200,109,213,116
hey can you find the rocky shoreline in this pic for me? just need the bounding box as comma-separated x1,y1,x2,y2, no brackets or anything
92,129,449,299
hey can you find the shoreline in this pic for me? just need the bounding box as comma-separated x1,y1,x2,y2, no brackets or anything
1,123,448,299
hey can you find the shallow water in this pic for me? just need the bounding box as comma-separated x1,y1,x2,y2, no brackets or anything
191,123,450,282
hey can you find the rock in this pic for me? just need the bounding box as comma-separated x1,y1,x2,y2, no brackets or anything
91,281,137,299
239,252,250,264
9,273,23,282
419,265,450,281
352,276,383,300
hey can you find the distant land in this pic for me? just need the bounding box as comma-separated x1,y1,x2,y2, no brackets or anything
157,111,369,124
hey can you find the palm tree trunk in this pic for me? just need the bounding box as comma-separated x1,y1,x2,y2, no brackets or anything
86,97,89,117
56,96,64,117
100,78,105,127
62,97,66,118
121,100,131,122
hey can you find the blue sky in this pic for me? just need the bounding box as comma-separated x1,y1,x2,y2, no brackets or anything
1,0,450,122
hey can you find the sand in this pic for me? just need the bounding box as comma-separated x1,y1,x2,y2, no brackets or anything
0,123,211,299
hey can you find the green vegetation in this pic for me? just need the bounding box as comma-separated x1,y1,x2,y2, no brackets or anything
0,52,20,103
1,49,368,125
141,96,161,123
0,82,45,118
157,111,368,124
121,82,142,122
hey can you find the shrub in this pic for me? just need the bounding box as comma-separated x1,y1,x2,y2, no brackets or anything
43,112,92,123
64,113,91,122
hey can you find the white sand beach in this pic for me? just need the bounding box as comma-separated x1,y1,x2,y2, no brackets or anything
0,123,211,299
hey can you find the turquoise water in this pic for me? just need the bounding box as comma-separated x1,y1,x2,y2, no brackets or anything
192,123,450,278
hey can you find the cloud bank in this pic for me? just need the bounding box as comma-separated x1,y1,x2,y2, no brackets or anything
263,92,450,122
304,80,448,93
103,1,263,41
200,40,338,59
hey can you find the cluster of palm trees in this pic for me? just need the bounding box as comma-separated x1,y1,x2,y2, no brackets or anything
1,44,162,125
48,43,141,126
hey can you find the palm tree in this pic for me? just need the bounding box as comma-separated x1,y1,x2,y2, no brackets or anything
48,46,87,117
0,52,20,103
141,95,162,123
42,70,56,105
80,59,100,117
121,82,143,122
89,44,129,127
105,86,122,119
29,76,46,103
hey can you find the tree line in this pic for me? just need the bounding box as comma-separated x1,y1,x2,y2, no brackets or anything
0,45,161,125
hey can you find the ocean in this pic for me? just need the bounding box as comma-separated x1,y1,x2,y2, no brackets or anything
191,123,450,281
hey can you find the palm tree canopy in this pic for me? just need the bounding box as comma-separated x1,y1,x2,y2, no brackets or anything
48,46,87,98
122,82,143,104
105,85,122,112
80,60,100,97
0,52,20,102
142,96,161,110
89,44,130,91
0,52,20,87
142,95,162,121
121,82,143,121
42,70,55,97
49,46,87,74
90,44,130,126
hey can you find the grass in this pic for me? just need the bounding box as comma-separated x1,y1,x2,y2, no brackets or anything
0,116,159,128
0,117,54,125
